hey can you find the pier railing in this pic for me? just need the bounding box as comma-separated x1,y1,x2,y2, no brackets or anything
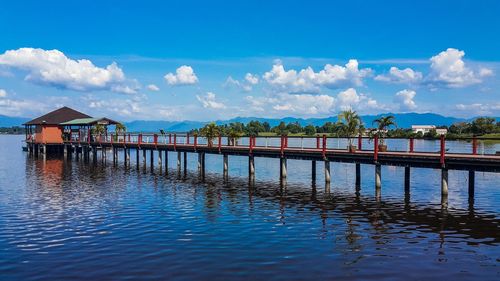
63,133,500,157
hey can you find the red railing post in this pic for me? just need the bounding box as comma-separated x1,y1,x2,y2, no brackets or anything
138,134,142,146
409,137,414,153
168,134,172,144
285,136,288,148
194,134,198,150
280,135,284,157
472,136,477,155
249,136,254,155
316,136,320,149
154,134,158,147
87,128,91,144
218,134,222,153
128,133,131,143
322,135,326,158
187,133,190,144
358,134,362,150
374,135,379,162
440,134,445,166
174,134,177,150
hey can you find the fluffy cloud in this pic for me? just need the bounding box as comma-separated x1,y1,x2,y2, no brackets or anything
336,88,382,111
243,88,383,117
455,103,500,116
375,66,423,84
245,73,259,85
147,84,160,91
0,89,7,98
224,73,259,92
394,89,417,111
164,65,198,86
0,48,137,94
196,92,226,109
428,48,492,88
263,60,371,93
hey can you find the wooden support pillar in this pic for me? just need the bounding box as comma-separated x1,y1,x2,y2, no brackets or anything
63,144,68,157
136,148,139,169
248,156,255,178
124,148,129,166
375,164,382,190
201,152,206,180
223,154,228,178
324,161,331,184
404,166,411,191
164,150,169,173
355,163,361,188
158,150,163,170
441,168,449,196
142,149,147,168
198,153,202,173
183,151,187,176
93,146,98,163
468,170,475,198
280,158,287,182
74,146,78,160
177,151,181,171
150,149,154,169
112,147,116,164
311,160,316,184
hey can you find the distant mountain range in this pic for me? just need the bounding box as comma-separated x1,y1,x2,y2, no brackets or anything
2,113,498,132
124,113,500,132
0,115,29,127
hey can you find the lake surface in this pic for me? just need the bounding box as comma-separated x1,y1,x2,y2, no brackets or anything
0,135,499,280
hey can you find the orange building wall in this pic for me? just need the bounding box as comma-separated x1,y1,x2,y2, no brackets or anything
34,125,63,144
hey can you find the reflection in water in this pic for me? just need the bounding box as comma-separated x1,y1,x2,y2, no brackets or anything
0,135,498,280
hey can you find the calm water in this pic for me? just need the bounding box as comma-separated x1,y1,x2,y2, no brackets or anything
0,135,499,280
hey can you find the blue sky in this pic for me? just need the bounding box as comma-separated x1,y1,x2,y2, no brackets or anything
0,0,499,120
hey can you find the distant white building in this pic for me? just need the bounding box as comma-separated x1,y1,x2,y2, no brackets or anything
412,125,447,135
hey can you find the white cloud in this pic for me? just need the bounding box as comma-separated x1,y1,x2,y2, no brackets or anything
394,89,417,111
0,89,7,98
196,92,226,109
336,88,382,111
164,65,198,86
375,66,423,84
263,60,371,93
224,73,259,92
428,48,492,88
245,73,259,85
0,48,137,94
147,84,160,91
455,103,500,116
271,93,336,115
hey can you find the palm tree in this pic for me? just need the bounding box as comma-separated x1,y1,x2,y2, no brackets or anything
114,123,126,141
372,115,397,147
200,122,220,147
338,109,363,151
227,127,243,146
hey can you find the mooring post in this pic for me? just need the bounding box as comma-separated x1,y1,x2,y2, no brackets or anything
468,170,475,198
324,160,331,184
312,160,317,184
249,156,255,178
404,166,411,191
280,157,287,182
355,163,361,188
197,153,202,173
223,154,228,178
375,164,382,190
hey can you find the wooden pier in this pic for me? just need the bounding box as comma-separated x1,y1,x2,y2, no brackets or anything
26,133,500,203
